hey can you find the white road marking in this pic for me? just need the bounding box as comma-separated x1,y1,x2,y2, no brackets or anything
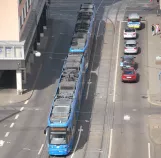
10,123,14,128
71,126,83,158
108,129,113,158
5,132,10,137
20,107,24,111
0,140,5,147
113,21,122,102
23,148,31,151
38,144,44,155
24,100,29,104
15,114,19,120
9,100,13,104
148,143,151,158
124,115,130,120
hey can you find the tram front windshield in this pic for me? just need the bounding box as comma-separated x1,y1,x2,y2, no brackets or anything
49,129,67,145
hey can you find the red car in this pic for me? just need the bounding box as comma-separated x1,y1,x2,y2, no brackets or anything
122,67,137,82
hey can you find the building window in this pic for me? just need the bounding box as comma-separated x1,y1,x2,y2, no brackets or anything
21,10,24,24
19,16,23,29
19,0,22,4
26,1,28,13
28,0,31,7
14,47,22,58
23,8,26,20
5,47,14,58
0,47,5,58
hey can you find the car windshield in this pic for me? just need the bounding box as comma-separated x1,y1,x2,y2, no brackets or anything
126,44,136,47
129,19,140,22
123,62,131,66
123,57,133,61
49,132,67,145
125,29,135,32
124,70,134,75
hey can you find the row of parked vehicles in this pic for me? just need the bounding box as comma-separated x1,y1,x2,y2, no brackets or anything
120,13,142,83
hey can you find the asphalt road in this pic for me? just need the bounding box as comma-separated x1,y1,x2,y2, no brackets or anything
110,21,151,158
0,0,159,158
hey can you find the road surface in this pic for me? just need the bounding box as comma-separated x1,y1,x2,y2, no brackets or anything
0,0,160,158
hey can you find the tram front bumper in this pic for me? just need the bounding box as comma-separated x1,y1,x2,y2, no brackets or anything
48,146,69,156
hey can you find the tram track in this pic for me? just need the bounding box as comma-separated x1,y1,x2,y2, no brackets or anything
38,0,123,157
80,0,124,157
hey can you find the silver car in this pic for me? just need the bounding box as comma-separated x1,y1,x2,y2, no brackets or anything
124,27,136,39
124,40,138,54
127,13,142,29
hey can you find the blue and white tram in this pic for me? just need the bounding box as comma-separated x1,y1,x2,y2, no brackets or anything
44,53,86,156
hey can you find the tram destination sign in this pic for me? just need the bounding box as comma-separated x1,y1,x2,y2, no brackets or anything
51,127,66,131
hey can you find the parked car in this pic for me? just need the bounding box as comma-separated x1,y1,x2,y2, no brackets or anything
124,40,138,54
124,27,136,39
120,55,136,69
127,13,142,29
122,67,137,82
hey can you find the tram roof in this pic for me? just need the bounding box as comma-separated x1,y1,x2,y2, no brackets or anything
49,54,83,124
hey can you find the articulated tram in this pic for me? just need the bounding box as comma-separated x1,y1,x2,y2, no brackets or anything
44,3,96,156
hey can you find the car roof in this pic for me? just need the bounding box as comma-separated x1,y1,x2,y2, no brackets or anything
128,13,140,19
125,40,136,44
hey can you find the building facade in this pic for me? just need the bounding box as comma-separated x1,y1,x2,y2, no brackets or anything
0,0,47,94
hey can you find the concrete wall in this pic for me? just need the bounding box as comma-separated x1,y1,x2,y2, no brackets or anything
0,0,19,41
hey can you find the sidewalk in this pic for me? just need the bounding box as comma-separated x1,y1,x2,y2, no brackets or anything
147,15,161,106
146,15,161,145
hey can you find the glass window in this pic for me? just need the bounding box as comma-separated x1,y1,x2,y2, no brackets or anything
0,47,5,58
21,11,24,25
28,0,31,6
126,44,136,47
25,2,28,15
5,47,14,58
49,132,67,145
23,8,26,20
130,19,140,22
14,47,22,58
26,0,29,12
124,70,134,75
19,0,22,4
19,16,23,29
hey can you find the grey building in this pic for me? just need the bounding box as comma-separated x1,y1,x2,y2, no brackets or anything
0,0,47,94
